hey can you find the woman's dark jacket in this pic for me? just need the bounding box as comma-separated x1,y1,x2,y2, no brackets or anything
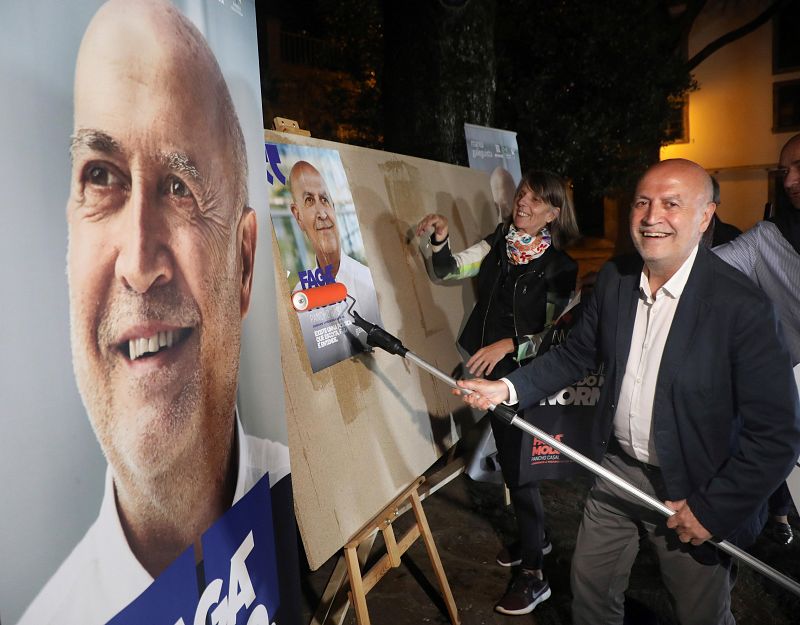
433,222,577,376
431,223,577,486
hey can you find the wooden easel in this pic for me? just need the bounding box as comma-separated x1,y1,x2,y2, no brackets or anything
312,456,464,625
267,120,460,623
273,116,311,136
343,477,459,625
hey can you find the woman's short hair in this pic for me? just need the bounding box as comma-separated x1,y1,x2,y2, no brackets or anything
514,170,580,249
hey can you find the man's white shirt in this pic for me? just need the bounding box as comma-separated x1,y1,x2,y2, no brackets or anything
18,416,290,625
502,246,700,467
613,245,698,466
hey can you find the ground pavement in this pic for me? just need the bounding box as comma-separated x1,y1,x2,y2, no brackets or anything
300,466,800,625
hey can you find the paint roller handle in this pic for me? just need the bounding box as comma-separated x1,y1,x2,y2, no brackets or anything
488,402,517,424
350,312,515,424
343,321,800,598
351,311,409,356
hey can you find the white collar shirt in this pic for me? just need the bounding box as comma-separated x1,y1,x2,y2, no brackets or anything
613,245,699,466
18,414,289,625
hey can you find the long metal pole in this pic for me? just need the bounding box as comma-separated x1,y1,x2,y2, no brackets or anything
404,349,800,598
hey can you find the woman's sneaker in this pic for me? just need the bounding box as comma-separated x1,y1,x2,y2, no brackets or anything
496,535,553,567
495,570,551,615
764,519,794,545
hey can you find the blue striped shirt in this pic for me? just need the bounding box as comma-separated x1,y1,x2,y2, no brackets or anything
714,221,800,365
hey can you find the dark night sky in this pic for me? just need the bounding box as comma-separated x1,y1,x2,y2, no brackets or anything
257,0,327,35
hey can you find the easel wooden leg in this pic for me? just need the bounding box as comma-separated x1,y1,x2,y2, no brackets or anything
311,536,375,625
410,489,460,625
344,544,371,625
313,472,462,625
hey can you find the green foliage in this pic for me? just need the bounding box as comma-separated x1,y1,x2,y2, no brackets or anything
381,0,497,164
495,0,695,198
271,0,696,203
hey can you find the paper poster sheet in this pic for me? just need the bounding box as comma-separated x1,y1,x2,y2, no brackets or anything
267,142,383,372
106,475,279,625
464,122,522,223
0,2,299,624
464,123,522,183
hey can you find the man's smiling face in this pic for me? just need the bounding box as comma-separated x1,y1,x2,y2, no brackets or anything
66,2,254,483
630,160,715,280
290,162,341,268
779,136,800,210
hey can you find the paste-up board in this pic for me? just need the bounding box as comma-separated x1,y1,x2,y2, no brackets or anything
265,130,498,569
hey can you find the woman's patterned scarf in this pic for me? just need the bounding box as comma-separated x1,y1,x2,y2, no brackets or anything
505,224,551,265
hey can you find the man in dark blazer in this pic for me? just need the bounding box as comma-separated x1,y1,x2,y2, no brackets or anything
458,159,800,624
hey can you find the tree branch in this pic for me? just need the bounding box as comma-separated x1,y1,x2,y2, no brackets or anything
677,0,709,51
687,0,791,71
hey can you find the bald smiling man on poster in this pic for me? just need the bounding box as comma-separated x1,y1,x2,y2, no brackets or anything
287,159,381,371
20,1,289,623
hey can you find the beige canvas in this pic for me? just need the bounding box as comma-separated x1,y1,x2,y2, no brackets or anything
266,131,498,569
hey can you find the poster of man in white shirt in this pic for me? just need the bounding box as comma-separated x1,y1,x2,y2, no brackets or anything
0,1,299,624
268,144,382,372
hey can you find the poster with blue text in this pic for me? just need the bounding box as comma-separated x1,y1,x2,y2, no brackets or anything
0,1,300,623
267,142,383,372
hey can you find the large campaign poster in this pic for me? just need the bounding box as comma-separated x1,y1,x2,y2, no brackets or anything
0,2,300,624
464,122,522,224
463,122,522,183
267,142,383,372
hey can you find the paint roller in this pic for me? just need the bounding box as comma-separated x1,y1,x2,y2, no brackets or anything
292,282,348,312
